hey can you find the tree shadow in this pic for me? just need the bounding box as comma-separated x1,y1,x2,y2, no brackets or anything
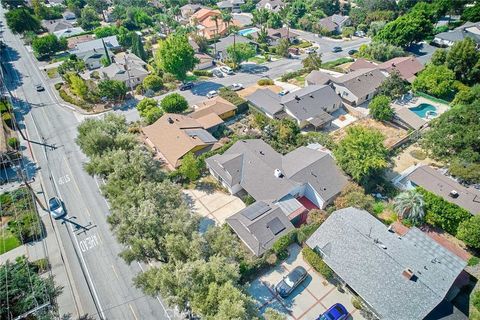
190,81,224,96
1,43,23,91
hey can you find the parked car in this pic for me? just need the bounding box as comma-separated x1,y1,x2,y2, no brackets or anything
179,82,194,91
317,303,349,320
35,84,45,92
332,46,342,53
348,49,358,55
48,197,66,219
206,90,218,99
304,47,317,54
228,83,243,91
278,90,290,96
275,266,308,298
288,47,300,55
219,66,234,75
212,69,224,78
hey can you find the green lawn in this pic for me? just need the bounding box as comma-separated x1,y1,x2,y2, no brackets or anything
184,74,198,82
0,230,21,255
46,67,58,79
248,56,267,64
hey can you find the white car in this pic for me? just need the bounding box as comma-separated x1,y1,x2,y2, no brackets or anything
206,90,218,99
304,47,317,54
228,83,243,91
219,66,234,75
48,197,66,219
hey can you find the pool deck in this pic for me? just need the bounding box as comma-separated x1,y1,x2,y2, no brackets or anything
393,96,449,121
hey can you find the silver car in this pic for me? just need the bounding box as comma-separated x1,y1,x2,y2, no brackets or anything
49,197,66,219
206,90,218,99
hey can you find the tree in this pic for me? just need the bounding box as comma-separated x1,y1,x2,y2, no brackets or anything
369,95,393,121
268,12,283,29
264,308,287,320
334,126,388,183
276,38,290,58
378,71,409,99
461,2,480,22
334,182,375,212
137,98,163,124
94,25,118,38
342,26,355,38
32,34,67,57
78,7,100,30
155,35,197,80
131,32,147,61
86,0,108,13
452,84,480,106
431,48,448,66
446,38,480,85
226,43,256,68
0,256,60,320
98,80,127,102
142,75,163,92
302,52,322,72
160,93,188,113
412,64,455,98
5,8,41,34
356,42,404,62
66,72,88,99
457,215,480,248
179,152,201,182
449,159,480,184
394,190,425,224
58,55,86,76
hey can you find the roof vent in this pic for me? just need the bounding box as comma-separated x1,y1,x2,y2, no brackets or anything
295,95,300,101
392,62,396,67
274,168,284,178
309,94,314,98
402,268,415,280
167,117,174,124
449,190,459,198
260,151,265,155
387,225,395,233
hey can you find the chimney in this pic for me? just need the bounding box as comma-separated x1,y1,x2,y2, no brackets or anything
449,190,459,198
274,169,284,178
167,117,174,124
402,268,415,280
295,95,300,101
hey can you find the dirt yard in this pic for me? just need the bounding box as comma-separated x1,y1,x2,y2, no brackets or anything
330,118,408,149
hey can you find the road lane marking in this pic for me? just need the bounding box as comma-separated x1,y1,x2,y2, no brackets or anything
79,234,100,252
58,174,71,185
129,304,139,320
111,265,120,280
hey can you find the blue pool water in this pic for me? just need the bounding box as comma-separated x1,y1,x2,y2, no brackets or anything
238,27,258,36
409,103,438,118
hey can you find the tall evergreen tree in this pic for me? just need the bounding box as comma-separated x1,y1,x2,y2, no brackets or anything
131,33,147,61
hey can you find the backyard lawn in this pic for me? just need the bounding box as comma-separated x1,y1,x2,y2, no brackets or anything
0,229,21,254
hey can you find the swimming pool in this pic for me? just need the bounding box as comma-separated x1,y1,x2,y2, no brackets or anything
238,27,259,36
409,103,438,119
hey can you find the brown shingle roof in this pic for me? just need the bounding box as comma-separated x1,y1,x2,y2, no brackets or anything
348,58,377,71
190,96,236,119
378,57,424,83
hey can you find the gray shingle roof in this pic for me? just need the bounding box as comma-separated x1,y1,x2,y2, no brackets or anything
70,36,120,55
306,208,466,320
281,85,341,122
393,106,426,130
213,34,256,54
206,139,347,203
246,88,283,116
435,22,480,44
332,68,386,99
226,201,295,256
305,70,333,86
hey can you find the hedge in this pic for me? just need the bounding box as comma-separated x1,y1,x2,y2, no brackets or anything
281,69,307,82
54,82,63,90
257,78,274,86
302,246,333,280
272,230,297,254
293,41,312,49
418,187,471,235
193,70,212,77
218,87,248,112
59,89,92,111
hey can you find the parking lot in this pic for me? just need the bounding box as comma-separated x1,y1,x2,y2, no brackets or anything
248,244,369,320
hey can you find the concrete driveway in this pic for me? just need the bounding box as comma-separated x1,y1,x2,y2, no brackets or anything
248,244,369,320
183,188,246,225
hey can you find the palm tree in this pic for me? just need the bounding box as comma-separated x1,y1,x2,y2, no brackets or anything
394,190,425,224
210,14,219,58
221,11,232,30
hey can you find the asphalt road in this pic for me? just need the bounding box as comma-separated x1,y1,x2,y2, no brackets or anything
0,7,176,320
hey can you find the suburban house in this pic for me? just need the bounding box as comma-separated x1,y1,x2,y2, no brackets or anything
190,96,237,121
377,56,424,83
142,113,221,169
180,4,203,19
62,11,76,20
433,22,480,47
318,14,351,34
246,85,341,129
42,19,75,33
195,53,214,70
102,7,115,23
96,52,148,88
212,34,257,60
256,0,285,12
206,139,348,255
331,68,386,106
395,165,480,215
306,207,467,320
190,9,240,39
348,58,377,72
69,36,121,70
252,27,299,46
217,0,244,12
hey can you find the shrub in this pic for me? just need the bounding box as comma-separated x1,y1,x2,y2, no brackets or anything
193,70,212,77
54,82,63,90
7,137,19,150
419,187,471,235
272,230,297,255
218,87,248,111
59,89,92,111
31,258,50,273
142,74,163,92
160,93,188,113
296,222,320,244
410,149,426,160
0,100,12,113
373,202,384,215
257,78,274,86
2,112,13,128
468,256,480,267
369,95,393,121
457,216,480,248
306,209,327,225
281,69,306,82
243,195,255,205
351,297,362,310
302,246,333,280
473,291,480,312
293,41,312,48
